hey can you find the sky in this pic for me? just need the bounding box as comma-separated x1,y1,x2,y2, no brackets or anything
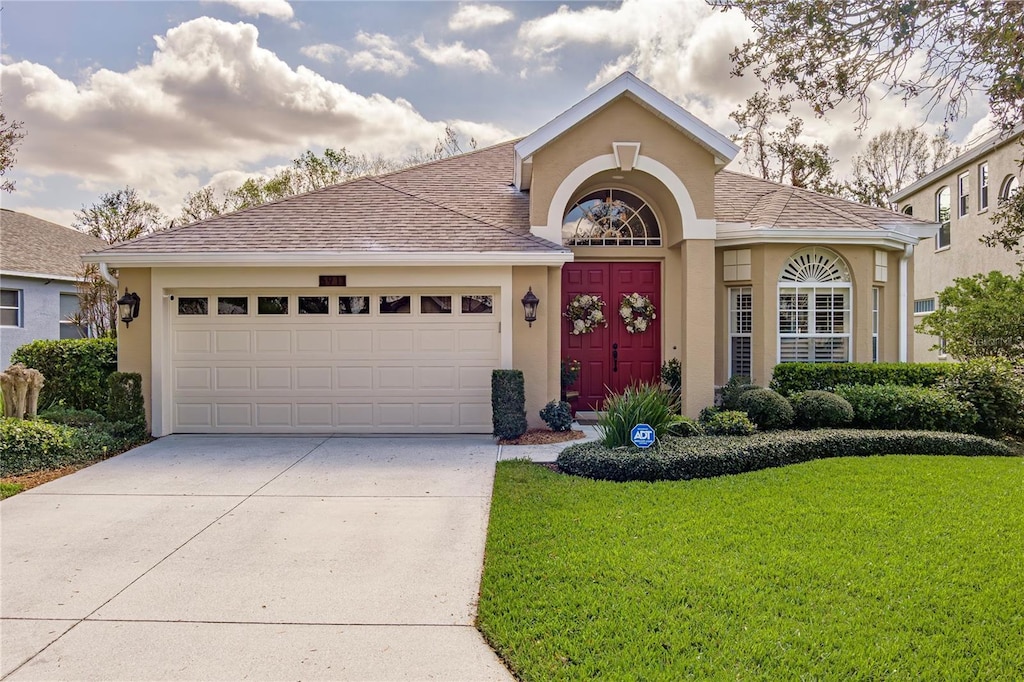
1,0,997,228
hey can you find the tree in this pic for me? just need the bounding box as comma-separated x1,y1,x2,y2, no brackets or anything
981,184,1024,267
176,186,232,225
916,270,1024,362
730,93,837,193
1,96,26,193
68,263,119,339
74,187,166,244
845,127,959,208
719,1,1024,133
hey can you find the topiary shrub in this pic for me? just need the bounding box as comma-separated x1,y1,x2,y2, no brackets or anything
598,383,679,448
660,358,682,404
0,417,80,476
556,429,1015,482
38,406,106,427
107,372,145,425
667,415,703,437
937,357,1024,438
790,390,854,429
736,388,794,430
540,400,573,432
835,384,978,433
492,370,527,440
10,338,117,412
721,375,757,409
770,362,952,395
701,410,756,436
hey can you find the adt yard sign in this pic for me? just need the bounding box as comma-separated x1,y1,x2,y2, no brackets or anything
631,423,655,448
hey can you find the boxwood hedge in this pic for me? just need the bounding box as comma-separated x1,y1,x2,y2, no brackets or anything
770,362,952,395
556,430,1015,482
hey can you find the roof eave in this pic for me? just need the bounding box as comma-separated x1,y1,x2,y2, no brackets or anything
714,225,936,248
82,250,574,268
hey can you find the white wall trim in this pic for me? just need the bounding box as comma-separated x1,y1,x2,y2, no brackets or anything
542,153,713,242
899,244,913,362
715,228,921,250
0,270,81,283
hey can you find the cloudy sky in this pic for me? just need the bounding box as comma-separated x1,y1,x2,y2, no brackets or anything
2,0,995,227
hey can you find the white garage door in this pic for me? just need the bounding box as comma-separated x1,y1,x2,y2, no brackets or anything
170,291,499,433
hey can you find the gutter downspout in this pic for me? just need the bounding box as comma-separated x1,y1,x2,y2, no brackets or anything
98,262,118,287
898,244,913,362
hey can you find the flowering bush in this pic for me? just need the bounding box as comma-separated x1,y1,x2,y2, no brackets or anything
619,292,656,334
565,294,608,335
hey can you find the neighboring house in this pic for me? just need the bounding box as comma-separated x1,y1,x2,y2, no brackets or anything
85,73,938,435
891,127,1022,361
0,209,108,368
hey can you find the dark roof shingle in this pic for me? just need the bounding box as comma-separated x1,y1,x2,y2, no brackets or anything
0,209,107,278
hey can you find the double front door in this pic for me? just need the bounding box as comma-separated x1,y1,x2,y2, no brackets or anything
561,262,661,410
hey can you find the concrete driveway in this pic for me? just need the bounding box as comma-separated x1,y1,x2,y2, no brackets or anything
1,436,512,681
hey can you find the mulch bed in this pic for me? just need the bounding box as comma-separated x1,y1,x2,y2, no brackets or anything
498,428,586,445
2,461,100,492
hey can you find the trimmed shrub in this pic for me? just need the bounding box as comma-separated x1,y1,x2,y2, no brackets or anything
107,372,145,425
10,338,117,412
0,417,80,476
736,388,794,430
701,410,756,436
937,357,1024,438
492,370,527,440
598,383,678,448
721,375,757,409
556,429,1016,482
38,406,107,427
790,390,854,429
667,415,703,438
660,358,682,403
771,362,953,395
540,400,573,432
835,384,978,433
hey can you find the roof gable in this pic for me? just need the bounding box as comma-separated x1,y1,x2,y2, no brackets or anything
0,209,106,279
513,72,739,189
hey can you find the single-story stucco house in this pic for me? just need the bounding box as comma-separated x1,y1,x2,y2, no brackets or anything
84,72,938,436
1,209,107,368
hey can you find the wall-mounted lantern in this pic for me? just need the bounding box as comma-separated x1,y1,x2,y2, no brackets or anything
521,287,539,327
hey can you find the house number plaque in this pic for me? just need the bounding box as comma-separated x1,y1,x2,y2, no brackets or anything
318,275,347,287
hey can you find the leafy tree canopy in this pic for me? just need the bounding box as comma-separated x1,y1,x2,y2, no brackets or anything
1,96,26,193
73,186,166,244
916,270,1024,363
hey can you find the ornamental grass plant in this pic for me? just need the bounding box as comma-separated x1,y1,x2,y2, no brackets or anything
597,383,678,448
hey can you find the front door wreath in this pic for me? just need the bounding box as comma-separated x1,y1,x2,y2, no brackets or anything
565,294,608,335
619,292,656,333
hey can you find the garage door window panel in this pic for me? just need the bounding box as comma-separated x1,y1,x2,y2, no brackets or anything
218,297,248,315
380,295,411,314
422,295,452,314
462,295,493,314
178,297,208,315
298,296,329,315
258,296,289,315
339,296,370,315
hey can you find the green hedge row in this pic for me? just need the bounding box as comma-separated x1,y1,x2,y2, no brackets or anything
556,430,1016,482
10,338,117,412
770,362,953,395
835,384,979,433
0,416,146,477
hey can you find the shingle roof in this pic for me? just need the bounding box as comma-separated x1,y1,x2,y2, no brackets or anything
90,140,934,261
99,141,558,256
714,171,931,231
0,209,107,278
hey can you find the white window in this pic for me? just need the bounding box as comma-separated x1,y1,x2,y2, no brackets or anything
873,250,888,283
59,292,86,339
562,189,660,246
871,287,880,363
902,205,913,216
936,187,951,249
1001,175,1020,201
728,287,752,378
979,163,989,210
778,247,851,363
914,298,935,314
1,289,22,327
723,249,751,281
958,172,969,217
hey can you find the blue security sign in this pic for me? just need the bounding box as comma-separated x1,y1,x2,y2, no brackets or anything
630,423,656,449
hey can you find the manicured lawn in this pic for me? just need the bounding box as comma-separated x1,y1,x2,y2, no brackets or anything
478,457,1024,681
0,481,24,499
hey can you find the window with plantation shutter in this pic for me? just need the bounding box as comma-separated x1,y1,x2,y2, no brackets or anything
728,287,752,378
777,248,851,364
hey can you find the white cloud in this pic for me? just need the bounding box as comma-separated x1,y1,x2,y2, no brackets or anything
413,38,496,73
204,0,294,21
300,43,345,64
449,3,514,31
346,32,416,76
11,205,79,229
1,17,512,217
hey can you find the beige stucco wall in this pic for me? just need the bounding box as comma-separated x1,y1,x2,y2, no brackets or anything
897,136,1022,361
714,243,903,389
512,265,561,428
115,268,153,428
528,96,717,227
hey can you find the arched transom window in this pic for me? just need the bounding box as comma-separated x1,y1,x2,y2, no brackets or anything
778,247,852,363
562,189,661,246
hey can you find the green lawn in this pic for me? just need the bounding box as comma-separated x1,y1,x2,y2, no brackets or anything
478,457,1024,681
0,481,24,499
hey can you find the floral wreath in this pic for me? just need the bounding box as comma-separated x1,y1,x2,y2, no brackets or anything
564,294,608,335
619,292,656,334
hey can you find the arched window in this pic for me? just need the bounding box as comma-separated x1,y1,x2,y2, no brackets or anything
935,187,951,249
778,247,852,363
1000,175,1020,200
902,205,913,216
562,189,660,246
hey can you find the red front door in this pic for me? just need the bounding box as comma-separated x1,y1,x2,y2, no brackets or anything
562,262,661,410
